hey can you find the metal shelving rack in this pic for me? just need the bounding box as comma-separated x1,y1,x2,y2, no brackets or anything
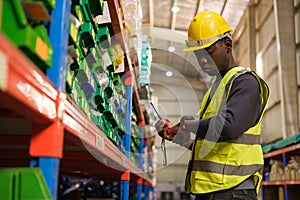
262,143,300,200
0,0,155,199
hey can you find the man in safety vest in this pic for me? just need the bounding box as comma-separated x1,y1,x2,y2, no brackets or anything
155,11,269,200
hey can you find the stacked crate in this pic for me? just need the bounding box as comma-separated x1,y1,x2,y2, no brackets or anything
67,0,127,149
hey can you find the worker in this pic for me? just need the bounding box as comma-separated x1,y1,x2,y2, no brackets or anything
155,11,269,200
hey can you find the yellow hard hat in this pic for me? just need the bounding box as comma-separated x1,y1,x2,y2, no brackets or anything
183,11,234,52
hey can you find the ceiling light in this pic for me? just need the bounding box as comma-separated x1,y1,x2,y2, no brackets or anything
168,46,175,52
165,71,173,77
171,6,180,13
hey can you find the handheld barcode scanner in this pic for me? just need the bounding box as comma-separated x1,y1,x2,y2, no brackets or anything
150,102,169,166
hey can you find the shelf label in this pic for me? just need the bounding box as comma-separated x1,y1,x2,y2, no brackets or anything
96,134,105,150
0,50,7,91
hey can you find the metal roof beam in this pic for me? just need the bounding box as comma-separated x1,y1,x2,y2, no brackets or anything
149,0,154,27
170,0,178,30
220,0,228,15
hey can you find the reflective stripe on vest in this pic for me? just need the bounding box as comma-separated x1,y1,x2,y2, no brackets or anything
192,160,263,176
200,132,261,144
186,66,269,195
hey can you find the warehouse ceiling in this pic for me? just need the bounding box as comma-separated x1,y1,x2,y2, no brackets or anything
140,0,250,33
139,0,251,72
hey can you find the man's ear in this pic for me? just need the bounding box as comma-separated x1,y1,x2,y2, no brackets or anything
224,38,232,53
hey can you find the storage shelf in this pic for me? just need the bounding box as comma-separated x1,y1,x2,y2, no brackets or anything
63,95,153,184
262,142,300,200
0,33,153,184
264,143,300,159
0,0,155,198
262,180,300,186
0,34,57,124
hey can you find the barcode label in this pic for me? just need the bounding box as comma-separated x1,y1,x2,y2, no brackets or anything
0,50,8,91
96,134,105,150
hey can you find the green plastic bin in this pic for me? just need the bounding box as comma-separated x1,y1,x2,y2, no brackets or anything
1,0,53,70
0,167,51,200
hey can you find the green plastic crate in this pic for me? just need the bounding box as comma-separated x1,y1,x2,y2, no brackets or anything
103,108,117,128
92,86,105,112
81,0,105,34
86,47,99,68
76,43,87,59
70,78,89,116
79,22,95,49
103,80,115,103
86,0,104,17
0,167,51,200
80,2,93,23
103,102,126,133
95,24,111,49
90,109,102,126
73,5,87,24
101,116,120,146
1,0,53,70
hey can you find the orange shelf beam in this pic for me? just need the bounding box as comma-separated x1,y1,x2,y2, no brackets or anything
0,33,154,186
264,143,300,159
62,96,153,184
0,34,57,124
262,180,300,186
63,96,129,169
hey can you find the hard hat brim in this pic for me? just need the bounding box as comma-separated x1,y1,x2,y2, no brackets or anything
183,40,217,52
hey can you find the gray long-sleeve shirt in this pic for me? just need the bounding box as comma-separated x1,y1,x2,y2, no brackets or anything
195,72,262,140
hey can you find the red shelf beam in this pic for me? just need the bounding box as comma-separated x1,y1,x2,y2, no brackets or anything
0,34,57,124
264,143,300,159
262,180,300,186
63,96,129,169
0,33,154,186
62,96,154,184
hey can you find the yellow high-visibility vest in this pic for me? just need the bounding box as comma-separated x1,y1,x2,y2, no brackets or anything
185,66,269,195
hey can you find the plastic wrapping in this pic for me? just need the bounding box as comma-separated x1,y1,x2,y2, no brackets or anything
121,0,143,50
111,42,125,67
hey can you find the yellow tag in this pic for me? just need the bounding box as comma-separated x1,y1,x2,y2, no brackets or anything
70,23,78,41
74,89,78,101
85,100,89,113
67,70,73,86
76,7,83,23
35,37,48,61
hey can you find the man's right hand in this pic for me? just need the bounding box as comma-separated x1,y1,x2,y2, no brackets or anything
155,119,173,141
